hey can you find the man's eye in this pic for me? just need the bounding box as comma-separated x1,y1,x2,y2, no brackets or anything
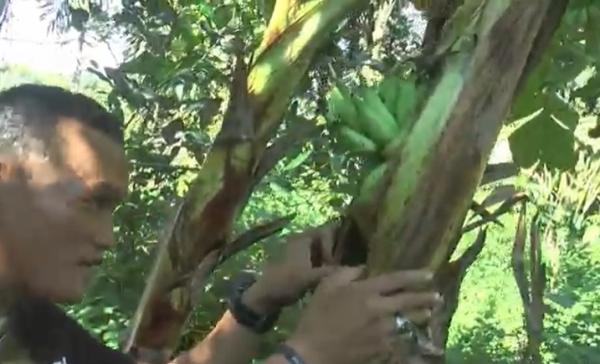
83,195,114,210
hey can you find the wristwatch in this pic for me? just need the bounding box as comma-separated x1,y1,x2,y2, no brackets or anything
227,273,281,334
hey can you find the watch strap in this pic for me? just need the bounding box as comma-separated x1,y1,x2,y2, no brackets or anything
227,274,280,334
277,344,307,364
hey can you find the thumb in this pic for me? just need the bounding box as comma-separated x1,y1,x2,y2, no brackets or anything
321,265,365,288
300,266,339,291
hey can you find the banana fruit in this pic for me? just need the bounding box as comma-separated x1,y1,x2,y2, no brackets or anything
353,86,400,146
325,76,422,152
326,84,361,131
394,78,419,127
336,125,378,153
325,74,424,191
378,76,400,113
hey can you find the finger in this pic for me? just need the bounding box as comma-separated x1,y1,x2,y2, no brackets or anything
314,221,340,235
379,309,431,336
404,309,433,325
287,222,336,246
371,292,441,314
299,266,339,290
310,236,326,268
360,270,434,294
317,222,338,260
321,265,365,288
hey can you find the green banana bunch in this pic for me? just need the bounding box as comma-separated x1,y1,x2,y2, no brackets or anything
335,125,378,153
358,163,388,202
353,86,400,147
378,76,400,113
324,75,426,199
326,83,376,154
326,83,361,130
382,77,423,157
325,76,424,191
394,78,419,127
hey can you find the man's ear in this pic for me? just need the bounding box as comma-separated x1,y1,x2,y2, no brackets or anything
0,156,25,182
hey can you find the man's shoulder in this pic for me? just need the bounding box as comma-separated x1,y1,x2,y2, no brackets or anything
7,297,135,364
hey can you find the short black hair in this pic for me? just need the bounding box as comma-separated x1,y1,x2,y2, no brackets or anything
0,84,123,145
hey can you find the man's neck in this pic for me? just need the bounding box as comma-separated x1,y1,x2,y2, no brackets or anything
0,281,18,318
0,245,17,317
0,286,12,354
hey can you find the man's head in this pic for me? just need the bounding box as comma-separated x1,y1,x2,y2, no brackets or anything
0,84,128,303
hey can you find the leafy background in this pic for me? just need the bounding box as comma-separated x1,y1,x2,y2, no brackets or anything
1,0,600,363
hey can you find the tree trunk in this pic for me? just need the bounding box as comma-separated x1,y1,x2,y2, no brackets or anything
124,0,568,363
333,0,567,361
513,205,547,364
0,0,11,32
123,1,368,361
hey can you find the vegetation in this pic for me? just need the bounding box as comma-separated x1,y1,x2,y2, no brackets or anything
1,0,600,363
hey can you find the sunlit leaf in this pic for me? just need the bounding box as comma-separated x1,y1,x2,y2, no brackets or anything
509,110,578,171
213,4,234,28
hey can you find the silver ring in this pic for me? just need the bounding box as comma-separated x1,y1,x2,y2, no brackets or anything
394,314,414,337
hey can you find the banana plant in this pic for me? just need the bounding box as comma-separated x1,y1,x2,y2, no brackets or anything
327,0,568,360
122,0,368,360
125,0,570,362
0,0,11,31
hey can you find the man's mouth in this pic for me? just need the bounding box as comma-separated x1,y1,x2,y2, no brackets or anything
78,258,103,267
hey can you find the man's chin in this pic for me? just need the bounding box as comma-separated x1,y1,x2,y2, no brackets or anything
53,290,85,304
29,285,85,303
28,274,89,303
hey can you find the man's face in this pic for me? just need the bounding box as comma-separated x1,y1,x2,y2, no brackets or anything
0,117,128,302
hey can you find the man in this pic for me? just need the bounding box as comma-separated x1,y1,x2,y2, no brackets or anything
0,84,441,364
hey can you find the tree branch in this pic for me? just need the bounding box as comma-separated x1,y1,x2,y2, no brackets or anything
516,0,570,93
512,203,546,364
253,118,320,184
173,215,295,301
469,201,503,227
512,202,530,306
186,215,294,307
221,215,295,263
418,0,459,56
124,1,371,355
432,228,488,348
480,163,518,186
480,185,518,208
462,193,528,233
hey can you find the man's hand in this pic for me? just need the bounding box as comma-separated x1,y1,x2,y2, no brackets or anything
281,267,441,364
171,225,340,364
242,223,338,315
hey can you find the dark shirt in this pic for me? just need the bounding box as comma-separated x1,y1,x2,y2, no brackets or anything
5,297,135,364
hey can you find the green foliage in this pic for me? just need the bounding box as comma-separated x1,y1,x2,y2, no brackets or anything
509,96,579,171
446,126,600,363
447,212,600,363
508,0,600,171
3,0,600,361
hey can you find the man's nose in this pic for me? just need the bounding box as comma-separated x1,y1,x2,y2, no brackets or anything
94,212,116,249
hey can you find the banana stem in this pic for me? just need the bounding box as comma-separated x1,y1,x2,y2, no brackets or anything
348,0,559,274
126,0,368,356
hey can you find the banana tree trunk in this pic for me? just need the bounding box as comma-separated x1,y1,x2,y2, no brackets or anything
0,0,10,31
334,0,567,361
122,0,368,361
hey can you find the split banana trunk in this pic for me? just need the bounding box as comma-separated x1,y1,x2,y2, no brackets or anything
124,0,368,359
329,0,565,361
331,0,560,274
